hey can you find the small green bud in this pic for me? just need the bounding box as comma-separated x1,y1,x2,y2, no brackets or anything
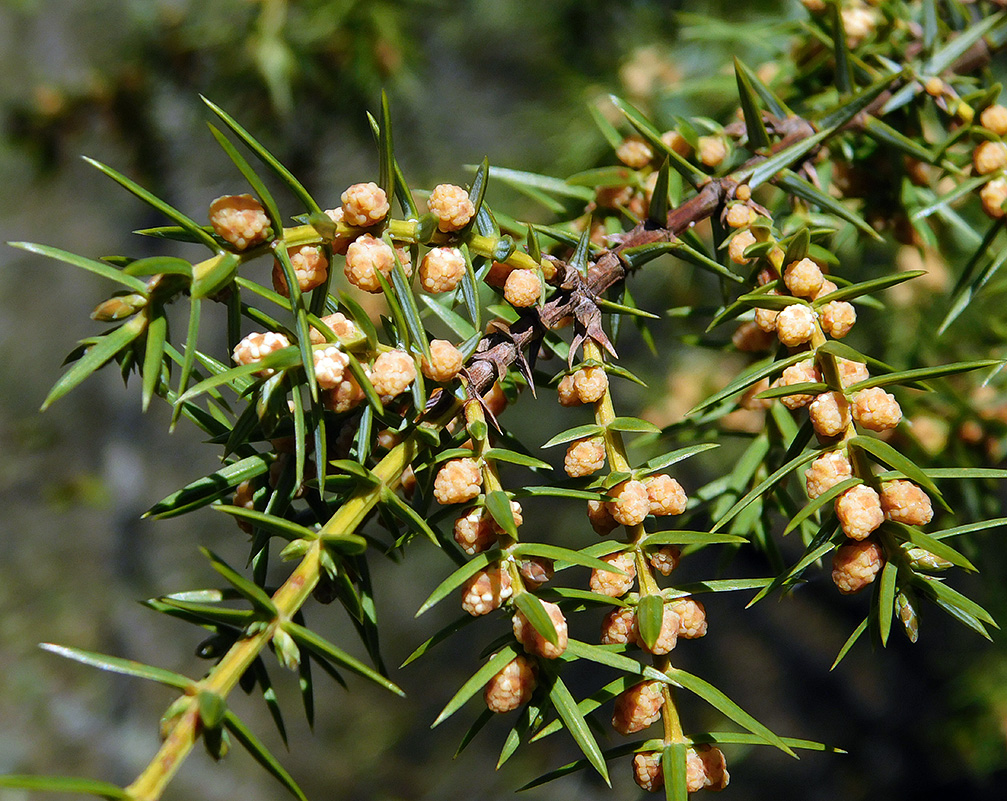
414,212,441,245
159,696,192,741
273,626,301,671
492,235,516,262
895,590,919,644
197,690,227,730
203,725,230,761
319,545,339,579
280,538,312,561
902,545,953,571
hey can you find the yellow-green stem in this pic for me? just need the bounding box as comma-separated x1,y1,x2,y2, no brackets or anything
126,434,421,801
634,544,661,595
811,327,868,465
660,674,685,744
584,341,631,473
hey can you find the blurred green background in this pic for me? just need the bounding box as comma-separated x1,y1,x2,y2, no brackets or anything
1,1,1006,799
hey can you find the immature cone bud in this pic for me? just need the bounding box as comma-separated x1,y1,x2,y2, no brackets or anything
503,500,524,531
587,499,619,536
461,565,513,615
754,306,779,333
272,245,329,296
91,293,146,321
973,140,1007,175
519,558,554,589
512,600,568,659
484,655,537,713
564,436,607,477
428,183,475,232
370,349,416,400
504,269,541,307
837,357,870,388
670,597,708,638
814,278,838,300
322,207,354,255
434,458,483,504
393,244,413,277
421,339,464,382
742,378,773,411
686,749,706,793
779,359,822,409
733,320,775,351
324,372,365,413
612,680,664,735
589,552,637,597
209,194,270,250
660,129,692,157
633,752,664,793
692,745,730,792
401,465,417,497
483,382,508,416
809,391,851,438
805,451,853,499
419,247,466,293
232,331,290,377
600,607,637,644
485,259,515,288
635,604,681,654
819,301,856,338
981,177,1007,218
852,387,902,431
233,480,256,533
726,203,755,229
784,258,825,298
607,479,651,526
832,539,884,594
842,5,878,47
835,484,884,540
556,374,582,406
573,365,608,403
341,181,389,227
728,229,757,264
775,304,817,347
649,545,681,576
453,508,497,555
344,233,395,293
698,135,727,168
616,135,653,168
309,312,361,345
313,346,350,390
880,480,933,526
980,104,1007,136
645,474,687,516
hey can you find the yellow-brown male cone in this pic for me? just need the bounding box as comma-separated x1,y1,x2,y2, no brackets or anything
484,655,537,713
612,680,664,735
512,600,568,658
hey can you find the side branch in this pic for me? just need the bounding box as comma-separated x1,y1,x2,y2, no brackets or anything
464,180,728,396
125,436,420,801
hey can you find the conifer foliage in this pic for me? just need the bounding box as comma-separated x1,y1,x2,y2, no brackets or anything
5,3,1007,799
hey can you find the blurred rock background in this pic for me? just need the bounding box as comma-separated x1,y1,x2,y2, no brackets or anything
1,1,1005,799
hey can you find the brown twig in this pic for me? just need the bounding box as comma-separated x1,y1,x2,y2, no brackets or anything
461,118,823,399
